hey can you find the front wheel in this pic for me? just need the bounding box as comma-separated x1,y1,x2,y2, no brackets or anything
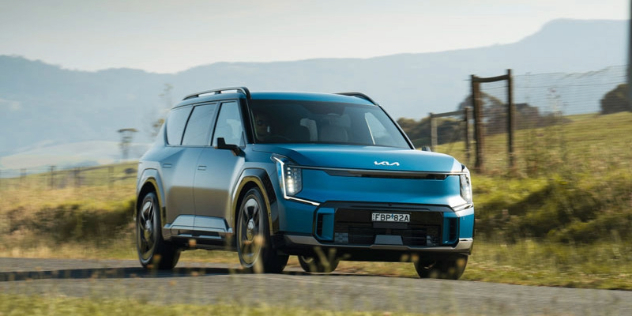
136,192,180,270
236,188,288,273
414,255,468,280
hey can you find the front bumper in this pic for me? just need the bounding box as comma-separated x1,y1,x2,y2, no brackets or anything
275,199,474,259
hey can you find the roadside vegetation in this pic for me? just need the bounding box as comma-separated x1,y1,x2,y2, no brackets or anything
0,294,427,316
0,112,631,289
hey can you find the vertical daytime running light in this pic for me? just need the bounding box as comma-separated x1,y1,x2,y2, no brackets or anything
272,155,302,197
460,167,472,204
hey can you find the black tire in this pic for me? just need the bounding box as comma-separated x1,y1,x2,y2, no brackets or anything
136,192,180,270
236,188,289,273
298,249,339,273
414,255,468,280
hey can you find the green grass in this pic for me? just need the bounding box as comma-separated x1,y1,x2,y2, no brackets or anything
0,294,426,316
438,111,632,176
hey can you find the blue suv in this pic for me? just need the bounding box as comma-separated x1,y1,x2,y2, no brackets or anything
135,87,474,279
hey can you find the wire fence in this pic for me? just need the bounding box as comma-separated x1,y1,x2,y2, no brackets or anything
0,163,138,192
433,65,631,175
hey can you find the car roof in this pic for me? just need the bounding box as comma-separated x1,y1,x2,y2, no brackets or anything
174,91,376,108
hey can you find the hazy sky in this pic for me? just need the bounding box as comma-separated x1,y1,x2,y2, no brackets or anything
0,0,628,73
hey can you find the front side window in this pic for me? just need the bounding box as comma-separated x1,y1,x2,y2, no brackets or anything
212,102,244,146
249,100,410,148
165,106,192,145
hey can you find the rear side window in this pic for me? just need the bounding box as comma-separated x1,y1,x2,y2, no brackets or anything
182,103,218,146
165,107,192,145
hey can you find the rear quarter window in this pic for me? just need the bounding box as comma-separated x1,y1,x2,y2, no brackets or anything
165,107,192,145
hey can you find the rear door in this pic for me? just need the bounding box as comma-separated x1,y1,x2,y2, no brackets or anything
193,101,246,234
161,103,218,232
160,105,198,227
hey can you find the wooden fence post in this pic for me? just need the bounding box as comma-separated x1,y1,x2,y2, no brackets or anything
20,168,26,187
74,167,80,188
507,69,515,170
471,76,485,173
430,113,437,152
49,165,55,189
109,166,114,189
464,107,471,164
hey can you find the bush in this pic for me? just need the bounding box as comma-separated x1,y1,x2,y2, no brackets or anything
601,84,631,114
6,198,135,244
475,175,632,244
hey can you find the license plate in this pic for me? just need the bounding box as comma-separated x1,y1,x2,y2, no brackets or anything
371,213,410,222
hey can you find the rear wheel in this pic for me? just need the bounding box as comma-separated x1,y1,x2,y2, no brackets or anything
136,192,180,270
236,188,288,273
298,249,339,273
414,255,468,280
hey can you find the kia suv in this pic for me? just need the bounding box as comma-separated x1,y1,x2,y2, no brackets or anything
135,87,474,279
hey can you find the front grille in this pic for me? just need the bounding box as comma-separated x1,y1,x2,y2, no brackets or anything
333,208,443,247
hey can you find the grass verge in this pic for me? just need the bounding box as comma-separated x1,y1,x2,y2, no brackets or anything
0,294,423,316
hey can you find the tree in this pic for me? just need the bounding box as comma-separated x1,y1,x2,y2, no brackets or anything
150,83,173,138
600,84,630,114
397,116,463,148
118,128,138,161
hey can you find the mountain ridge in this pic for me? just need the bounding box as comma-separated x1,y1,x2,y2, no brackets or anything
0,18,627,167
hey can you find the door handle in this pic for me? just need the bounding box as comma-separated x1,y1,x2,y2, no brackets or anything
198,165,207,171
163,163,172,168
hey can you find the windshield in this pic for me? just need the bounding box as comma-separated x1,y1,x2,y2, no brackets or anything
249,99,411,149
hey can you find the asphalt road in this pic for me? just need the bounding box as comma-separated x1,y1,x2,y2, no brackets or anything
1,257,631,315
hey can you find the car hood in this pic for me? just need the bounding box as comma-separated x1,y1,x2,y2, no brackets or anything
252,144,462,173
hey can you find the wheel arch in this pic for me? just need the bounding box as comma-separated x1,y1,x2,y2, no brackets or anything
231,168,279,235
136,169,167,227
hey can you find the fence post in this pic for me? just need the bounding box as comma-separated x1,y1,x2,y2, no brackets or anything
471,75,485,173
464,107,471,164
49,165,55,189
507,69,515,170
109,166,114,189
20,168,26,188
430,113,437,152
74,167,80,188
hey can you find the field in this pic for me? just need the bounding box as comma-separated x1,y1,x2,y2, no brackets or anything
1,112,631,291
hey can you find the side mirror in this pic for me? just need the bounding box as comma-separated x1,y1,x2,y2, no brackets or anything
216,137,242,155
421,146,432,152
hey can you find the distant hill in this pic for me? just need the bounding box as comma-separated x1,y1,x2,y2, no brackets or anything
0,141,150,170
0,19,627,167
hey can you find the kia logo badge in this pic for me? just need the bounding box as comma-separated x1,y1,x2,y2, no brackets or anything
374,161,400,166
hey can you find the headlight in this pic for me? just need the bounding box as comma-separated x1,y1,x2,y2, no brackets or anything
460,167,472,204
272,154,302,197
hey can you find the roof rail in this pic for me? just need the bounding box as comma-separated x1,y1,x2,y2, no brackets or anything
336,92,378,105
183,87,251,101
